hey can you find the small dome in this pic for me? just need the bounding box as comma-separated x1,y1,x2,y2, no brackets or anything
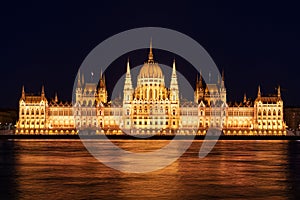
139,62,163,78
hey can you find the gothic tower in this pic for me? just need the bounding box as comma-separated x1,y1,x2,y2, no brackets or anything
220,70,227,103
170,59,180,129
98,70,108,104
76,70,82,104
194,72,205,103
122,59,134,129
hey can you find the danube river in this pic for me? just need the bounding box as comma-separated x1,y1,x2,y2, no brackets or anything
0,140,300,199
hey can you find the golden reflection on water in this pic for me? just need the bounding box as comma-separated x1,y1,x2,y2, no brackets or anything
2,140,297,199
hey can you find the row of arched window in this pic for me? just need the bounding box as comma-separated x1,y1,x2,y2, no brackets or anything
258,109,281,116
21,108,44,115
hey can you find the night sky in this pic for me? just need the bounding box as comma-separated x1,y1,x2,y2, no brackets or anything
1,1,300,108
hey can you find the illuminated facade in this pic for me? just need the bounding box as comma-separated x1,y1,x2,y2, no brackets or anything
16,43,287,135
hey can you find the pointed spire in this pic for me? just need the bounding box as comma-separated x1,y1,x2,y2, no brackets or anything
54,93,58,103
221,69,225,88
102,73,105,85
172,58,177,76
123,58,133,100
77,70,81,88
22,85,25,99
258,85,261,98
199,71,203,88
126,58,131,75
278,85,281,97
41,85,45,98
243,93,247,103
99,72,106,89
148,38,154,62
81,73,85,85
100,68,103,79
222,69,225,81
170,59,179,93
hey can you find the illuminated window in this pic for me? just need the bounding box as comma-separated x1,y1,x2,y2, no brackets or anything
263,110,266,116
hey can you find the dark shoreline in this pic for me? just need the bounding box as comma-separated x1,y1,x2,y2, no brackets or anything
1,135,300,140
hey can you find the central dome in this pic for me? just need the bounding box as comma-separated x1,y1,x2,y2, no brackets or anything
139,62,163,78
138,40,163,78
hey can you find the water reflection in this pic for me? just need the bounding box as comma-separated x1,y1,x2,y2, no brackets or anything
0,140,299,199
287,141,300,199
0,140,18,199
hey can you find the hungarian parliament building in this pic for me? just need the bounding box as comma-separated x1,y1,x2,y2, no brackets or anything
16,45,287,135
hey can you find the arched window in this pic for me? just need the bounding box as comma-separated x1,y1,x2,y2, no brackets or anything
31,109,34,115
21,109,24,115
258,110,261,115
273,110,277,116
268,110,271,116
278,110,281,116
263,110,267,116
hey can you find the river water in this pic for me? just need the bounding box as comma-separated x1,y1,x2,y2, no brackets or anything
0,140,300,199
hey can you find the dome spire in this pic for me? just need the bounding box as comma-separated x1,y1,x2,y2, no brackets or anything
148,38,154,63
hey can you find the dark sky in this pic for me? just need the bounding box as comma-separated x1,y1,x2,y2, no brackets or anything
1,1,300,108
